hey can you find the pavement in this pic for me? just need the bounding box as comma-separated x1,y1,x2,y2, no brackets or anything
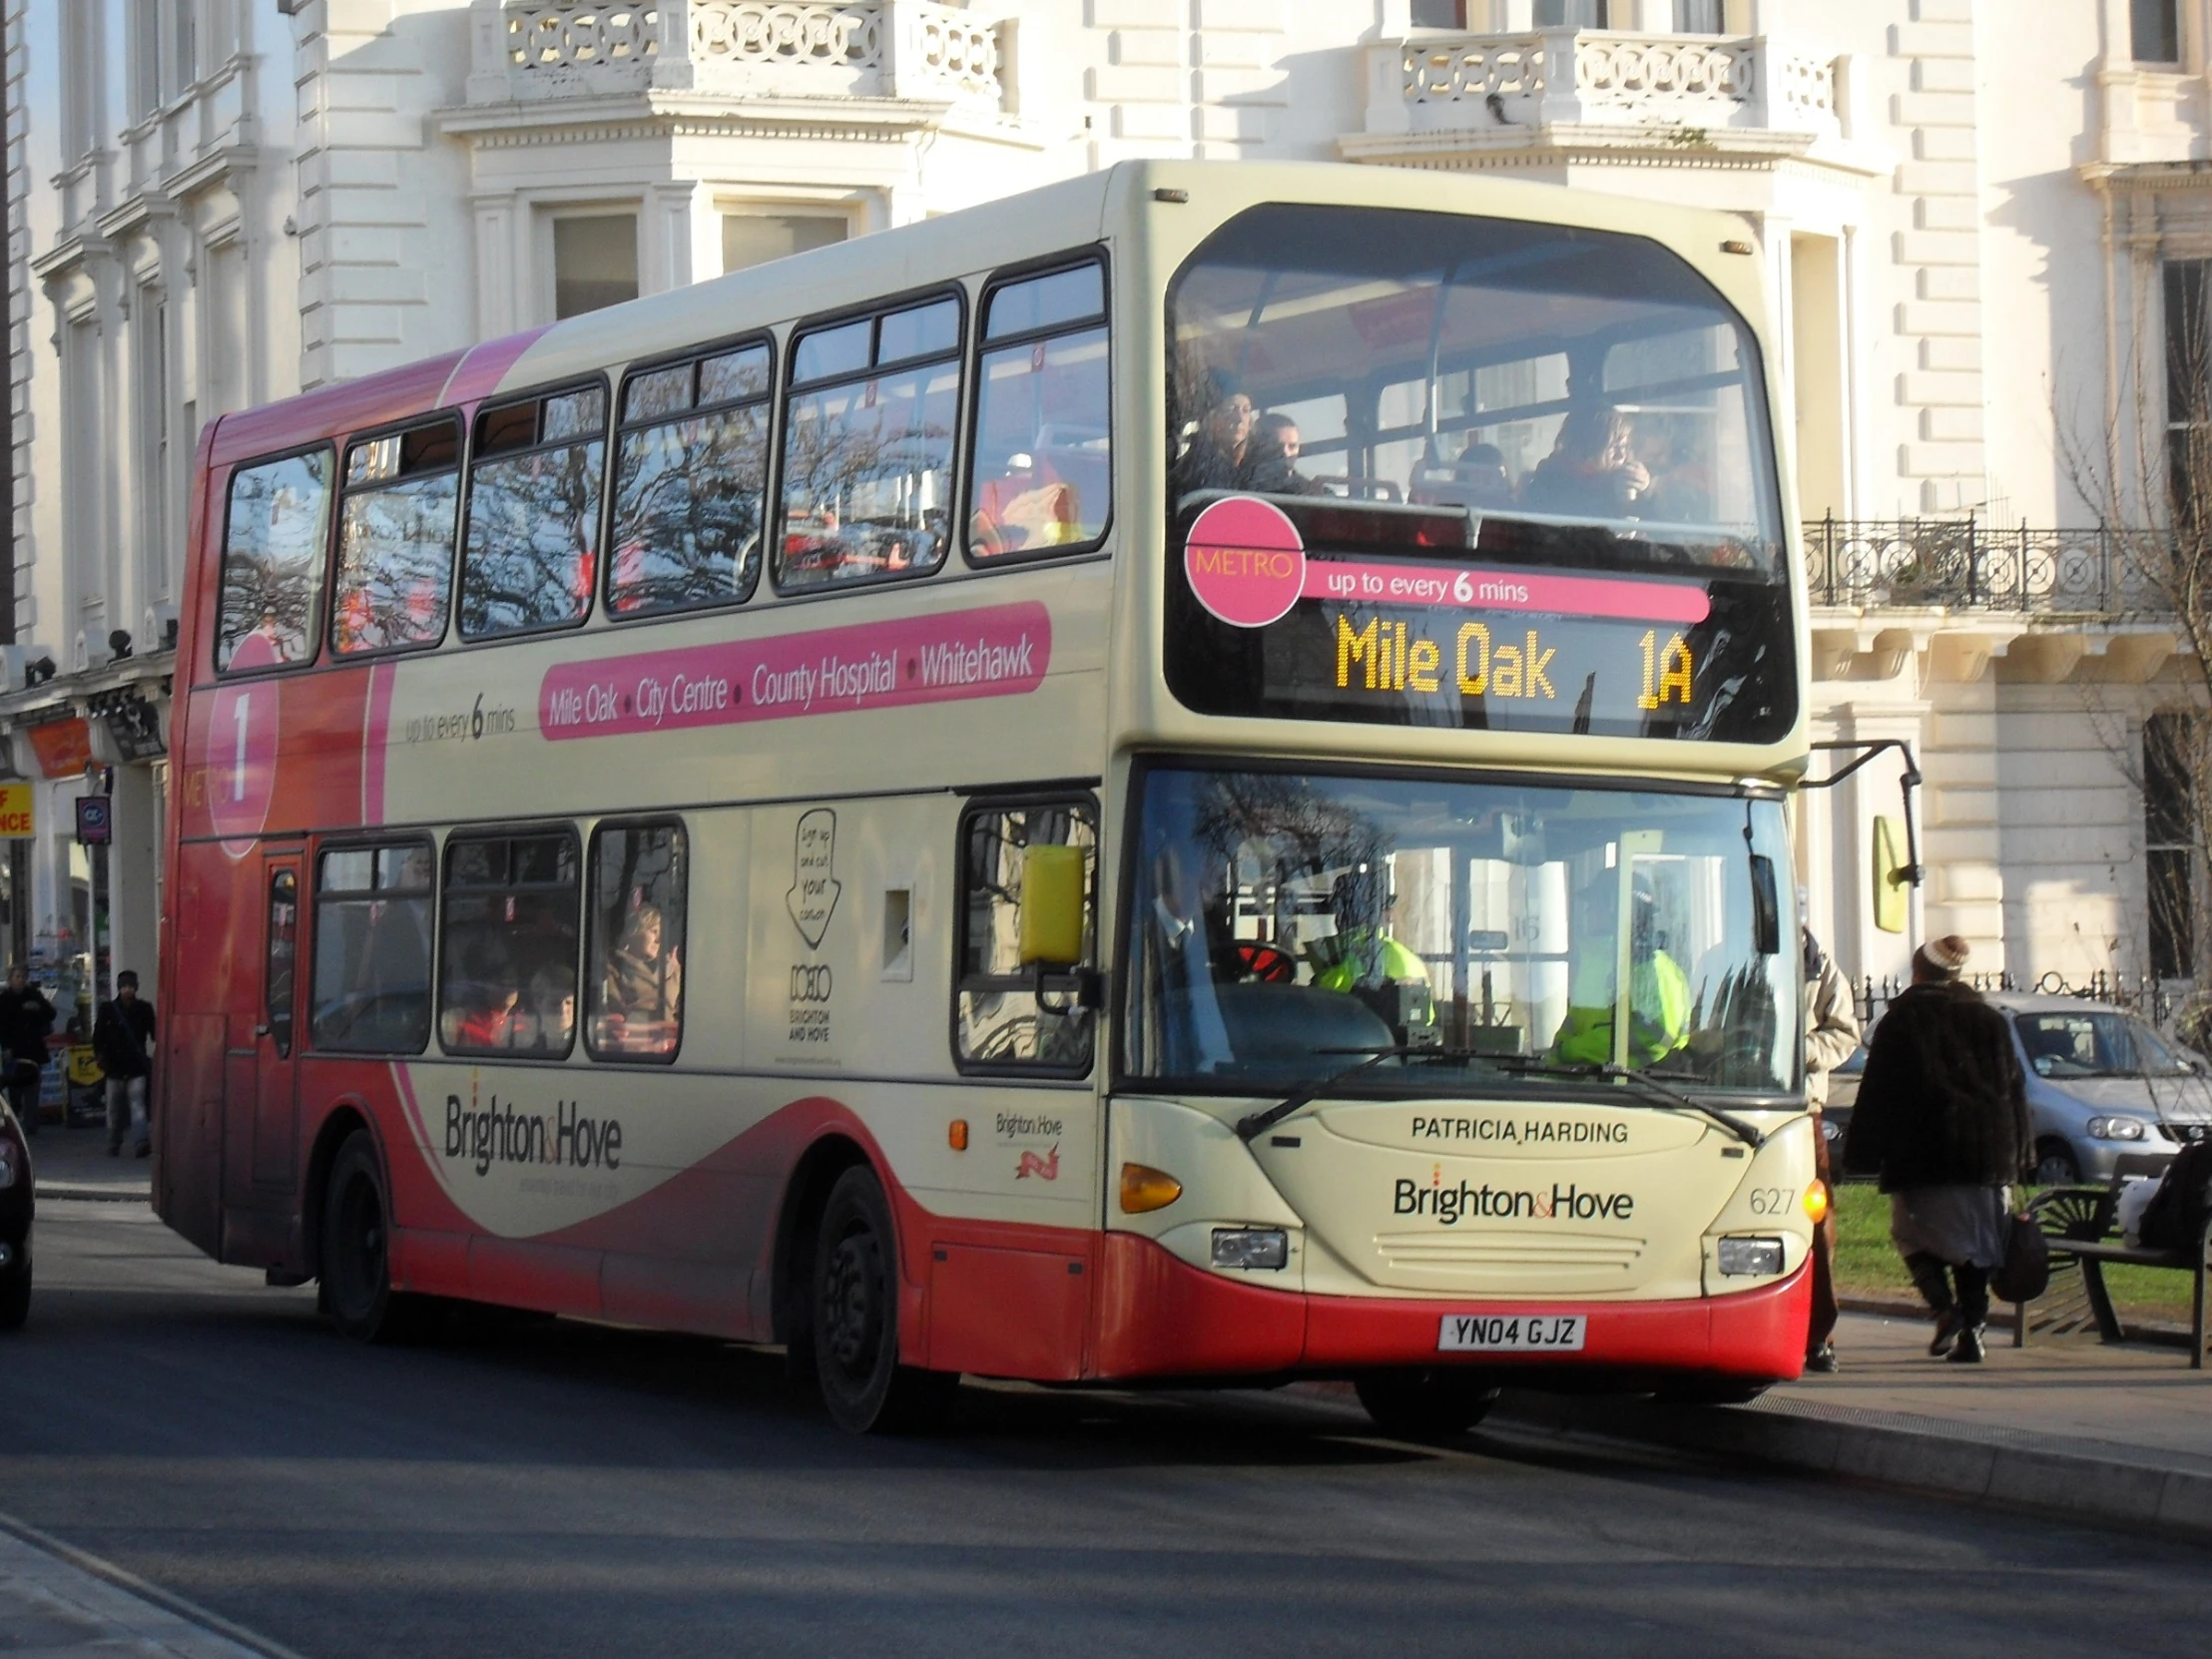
25,1121,152,1201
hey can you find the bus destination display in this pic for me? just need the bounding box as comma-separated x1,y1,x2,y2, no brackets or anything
1165,495,1794,743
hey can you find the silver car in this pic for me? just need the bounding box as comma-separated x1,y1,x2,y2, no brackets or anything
1986,993,2212,1185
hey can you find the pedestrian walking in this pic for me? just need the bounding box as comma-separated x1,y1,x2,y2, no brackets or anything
1801,925,1861,1373
0,964,57,1136
1842,936,2031,1364
93,970,157,1158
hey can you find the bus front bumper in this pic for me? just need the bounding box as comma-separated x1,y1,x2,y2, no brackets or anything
1092,1232,1810,1384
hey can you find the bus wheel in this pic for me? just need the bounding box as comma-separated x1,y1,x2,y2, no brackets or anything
810,1166,957,1433
1653,1378,1769,1405
1355,1369,1501,1439
320,1131,425,1344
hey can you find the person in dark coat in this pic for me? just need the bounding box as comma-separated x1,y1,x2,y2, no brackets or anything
0,965,56,1135
1843,935,2031,1364
94,970,157,1158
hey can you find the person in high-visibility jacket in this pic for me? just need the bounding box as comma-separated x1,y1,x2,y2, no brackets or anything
1551,872,1691,1068
1314,870,1435,1041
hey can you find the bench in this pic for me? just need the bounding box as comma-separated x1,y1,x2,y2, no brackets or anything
2015,1180,2211,1370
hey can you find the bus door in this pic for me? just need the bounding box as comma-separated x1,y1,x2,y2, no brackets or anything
243,855,302,1190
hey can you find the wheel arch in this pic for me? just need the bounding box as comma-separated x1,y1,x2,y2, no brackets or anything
300,1100,377,1280
770,1132,874,1347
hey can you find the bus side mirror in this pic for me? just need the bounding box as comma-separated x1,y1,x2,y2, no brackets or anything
1872,816,1910,934
1749,853,1781,956
1019,842,1087,969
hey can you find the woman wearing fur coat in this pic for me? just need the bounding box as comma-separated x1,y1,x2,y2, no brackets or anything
1843,935,2032,1364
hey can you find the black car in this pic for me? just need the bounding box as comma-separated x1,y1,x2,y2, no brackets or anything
0,1093,30,1329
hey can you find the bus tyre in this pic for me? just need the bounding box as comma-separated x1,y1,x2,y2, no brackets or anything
1654,1378,1770,1405
810,1166,957,1433
1355,1369,1501,1439
0,1251,28,1332
319,1131,427,1345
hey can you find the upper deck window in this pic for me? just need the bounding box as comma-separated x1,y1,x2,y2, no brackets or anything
778,294,963,591
331,417,462,656
967,259,1111,562
459,383,608,639
1161,204,1792,745
215,448,333,674
608,341,772,616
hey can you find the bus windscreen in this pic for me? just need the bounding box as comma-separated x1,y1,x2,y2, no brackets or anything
1162,205,1793,743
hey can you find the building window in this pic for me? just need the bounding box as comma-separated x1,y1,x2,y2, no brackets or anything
967,260,1112,560
1535,1,1609,26
2147,714,2197,979
131,0,162,116
608,341,772,615
586,822,687,1062
722,213,845,276
138,295,171,603
778,295,962,590
332,417,462,655
173,0,198,99
215,449,333,672
311,842,435,1054
1409,2,1467,28
1674,0,1725,33
63,4,99,156
2164,260,2209,527
955,800,1099,1071
459,384,606,638
439,829,580,1057
552,214,639,319
2134,0,2181,64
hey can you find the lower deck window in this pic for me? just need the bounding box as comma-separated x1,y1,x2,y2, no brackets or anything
587,823,687,1061
439,829,580,1056
956,801,1099,1071
312,841,434,1053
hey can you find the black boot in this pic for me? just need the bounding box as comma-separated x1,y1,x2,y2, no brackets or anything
1946,1266,1990,1364
1907,1252,1961,1357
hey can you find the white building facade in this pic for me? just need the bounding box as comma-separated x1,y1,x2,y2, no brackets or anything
3,0,2206,1014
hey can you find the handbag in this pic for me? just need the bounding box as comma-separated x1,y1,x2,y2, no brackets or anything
1991,1211,2050,1304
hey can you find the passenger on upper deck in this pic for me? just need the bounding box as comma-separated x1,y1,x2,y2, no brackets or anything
1242,413,1324,496
1523,405,1650,520
1171,371,1255,499
970,450,1078,556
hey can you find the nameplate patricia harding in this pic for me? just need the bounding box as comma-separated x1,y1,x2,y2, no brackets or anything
537,601,1053,740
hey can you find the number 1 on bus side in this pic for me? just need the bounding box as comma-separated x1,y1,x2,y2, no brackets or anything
233,693,250,802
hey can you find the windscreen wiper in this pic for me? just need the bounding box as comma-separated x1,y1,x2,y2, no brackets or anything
1235,1046,1489,1143
1483,1057,1767,1150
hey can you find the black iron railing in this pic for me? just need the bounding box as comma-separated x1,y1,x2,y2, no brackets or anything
1803,515,2167,615
1853,969,2177,1032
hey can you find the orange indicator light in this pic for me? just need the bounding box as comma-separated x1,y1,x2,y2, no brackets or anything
949,1119,968,1152
1119,1163,1183,1214
1803,1179,1830,1224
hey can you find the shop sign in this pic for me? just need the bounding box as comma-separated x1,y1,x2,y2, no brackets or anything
0,783,32,838
75,796,112,845
100,696,167,761
26,718,93,779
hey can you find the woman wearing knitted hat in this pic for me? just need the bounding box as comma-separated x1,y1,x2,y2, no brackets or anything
1843,935,2033,1363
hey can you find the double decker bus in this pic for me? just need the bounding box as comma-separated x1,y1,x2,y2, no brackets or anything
156,161,1814,1434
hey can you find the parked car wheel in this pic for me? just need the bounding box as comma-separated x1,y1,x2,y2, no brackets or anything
2032,1139,2082,1186
0,1249,28,1331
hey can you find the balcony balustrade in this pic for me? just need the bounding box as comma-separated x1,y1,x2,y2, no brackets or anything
1355,27,1840,155
1803,516,2169,618
469,0,1008,115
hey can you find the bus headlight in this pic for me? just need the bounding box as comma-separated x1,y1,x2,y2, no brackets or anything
1211,1228,1289,1271
1717,1237,1785,1277
2086,1116,2148,1142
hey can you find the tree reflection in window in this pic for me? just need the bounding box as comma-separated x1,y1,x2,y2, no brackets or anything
459,385,606,638
332,419,461,654
216,449,333,673
608,343,771,615
779,296,961,591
